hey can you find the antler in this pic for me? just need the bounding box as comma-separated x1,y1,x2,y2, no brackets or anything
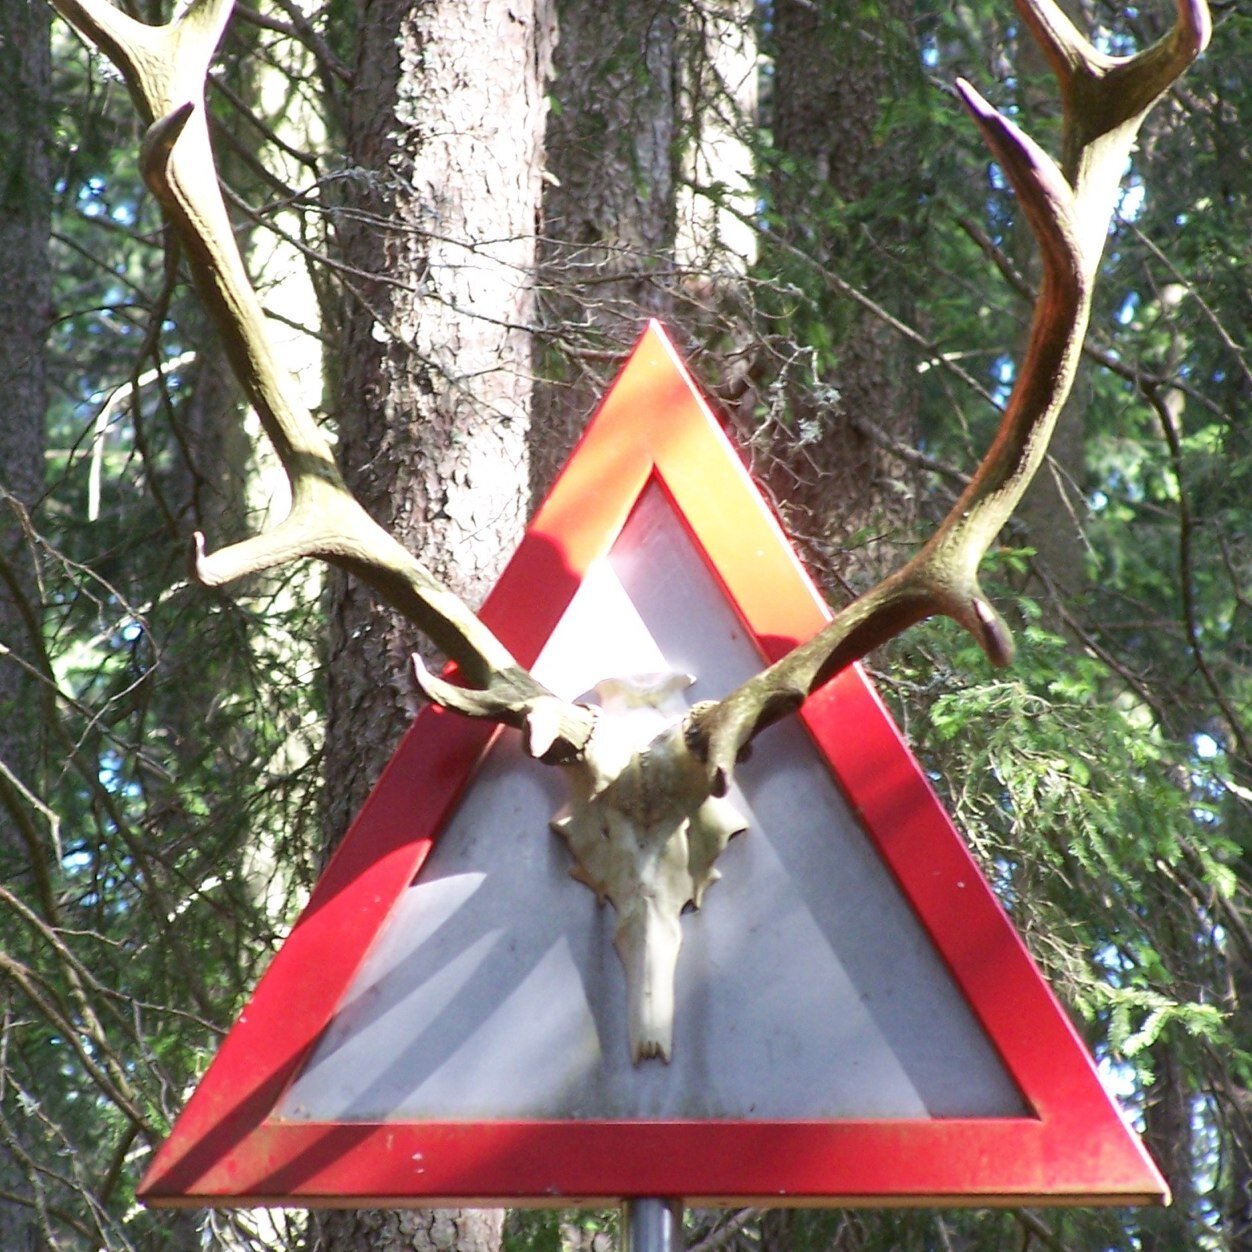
51,0,597,754
688,0,1211,786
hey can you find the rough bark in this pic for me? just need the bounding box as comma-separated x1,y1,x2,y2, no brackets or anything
0,0,51,843
558,1216,613,1251
767,0,925,585
315,0,554,1246
311,1208,507,1252
0,0,50,1246
534,0,680,493
324,0,554,831
1139,1039,1196,1249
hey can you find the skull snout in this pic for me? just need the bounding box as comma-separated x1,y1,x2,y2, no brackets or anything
613,895,684,1064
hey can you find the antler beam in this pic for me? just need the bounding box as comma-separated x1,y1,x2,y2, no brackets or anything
689,0,1211,785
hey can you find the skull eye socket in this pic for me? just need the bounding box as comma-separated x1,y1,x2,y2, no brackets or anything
681,899,697,915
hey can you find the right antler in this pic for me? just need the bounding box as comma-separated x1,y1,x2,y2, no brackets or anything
688,0,1211,789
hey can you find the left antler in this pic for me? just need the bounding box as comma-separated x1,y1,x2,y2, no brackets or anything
688,0,1211,788
51,0,598,757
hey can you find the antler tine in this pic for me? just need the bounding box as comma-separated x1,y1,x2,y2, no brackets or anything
51,0,235,131
689,0,1210,785
54,0,596,750
411,656,597,762
1018,0,1211,106
1017,0,1211,259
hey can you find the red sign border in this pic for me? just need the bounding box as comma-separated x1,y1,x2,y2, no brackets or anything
139,322,1166,1208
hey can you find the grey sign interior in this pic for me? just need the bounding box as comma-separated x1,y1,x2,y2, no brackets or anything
277,485,1026,1122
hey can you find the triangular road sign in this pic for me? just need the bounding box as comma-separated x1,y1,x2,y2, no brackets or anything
140,323,1166,1209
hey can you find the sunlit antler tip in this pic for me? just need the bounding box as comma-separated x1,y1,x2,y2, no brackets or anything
1178,0,1212,57
973,597,1016,668
188,530,215,586
142,101,195,157
523,698,570,759
952,76,991,117
410,652,469,712
139,102,196,202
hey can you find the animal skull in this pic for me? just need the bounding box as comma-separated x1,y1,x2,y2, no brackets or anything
550,674,747,1063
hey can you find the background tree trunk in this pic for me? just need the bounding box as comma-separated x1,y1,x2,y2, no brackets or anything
535,0,758,498
674,0,758,282
1228,944,1252,1252
534,0,680,493
0,0,50,1241
312,0,554,1247
0,0,51,854
1013,11,1091,606
749,3,922,1241
765,0,925,585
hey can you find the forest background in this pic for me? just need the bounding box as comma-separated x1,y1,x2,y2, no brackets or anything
1,0,1249,1248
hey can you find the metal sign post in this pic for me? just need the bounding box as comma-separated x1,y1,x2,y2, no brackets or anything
623,1198,684,1252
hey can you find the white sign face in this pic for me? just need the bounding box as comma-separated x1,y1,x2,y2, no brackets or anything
277,486,1024,1123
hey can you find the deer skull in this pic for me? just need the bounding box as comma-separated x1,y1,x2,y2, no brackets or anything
550,674,747,1063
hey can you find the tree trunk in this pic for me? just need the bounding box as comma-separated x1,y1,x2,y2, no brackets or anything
0,0,50,1241
674,0,758,279
0,0,50,849
534,0,680,493
543,0,678,318
752,3,924,1242
535,0,758,497
313,0,554,1246
766,0,925,585
1139,1040,1196,1251
758,1209,794,1251
312,1209,507,1252
1228,945,1252,1252
213,19,329,922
